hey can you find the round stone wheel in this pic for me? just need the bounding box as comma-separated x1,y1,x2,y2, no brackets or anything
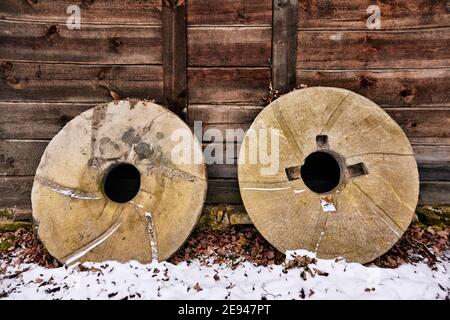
32,100,207,264
238,87,419,263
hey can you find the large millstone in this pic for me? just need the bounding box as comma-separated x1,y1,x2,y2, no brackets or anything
32,100,207,264
238,87,419,263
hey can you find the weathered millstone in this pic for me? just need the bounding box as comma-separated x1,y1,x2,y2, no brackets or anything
238,87,419,263
32,101,207,264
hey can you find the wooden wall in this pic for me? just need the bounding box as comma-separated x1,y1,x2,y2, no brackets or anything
0,0,164,211
0,0,449,213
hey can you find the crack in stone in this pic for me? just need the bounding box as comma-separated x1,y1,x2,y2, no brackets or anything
352,181,404,237
346,152,415,159
272,103,304,162
320,92,351,135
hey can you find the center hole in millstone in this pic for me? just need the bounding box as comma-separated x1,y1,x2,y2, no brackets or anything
103,163,141,203
300,151,342,194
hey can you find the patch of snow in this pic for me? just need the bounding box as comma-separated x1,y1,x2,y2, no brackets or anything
1,251,449,300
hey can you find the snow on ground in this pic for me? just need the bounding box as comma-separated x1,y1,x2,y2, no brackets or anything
1,250,449,300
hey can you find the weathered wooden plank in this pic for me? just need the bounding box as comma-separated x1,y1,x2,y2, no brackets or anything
296,68,450,107
188,0,272,26
163,0,187,118
2,0,446,30
0,140,48,176
1,24,270,67
188,27,271,66
272,0,298,93
0,102,95,139
297,29,450,69
418,164,450,181
207,164,238,179
0,20,162,64
188,67,270,104
0,63,163,102
0,176,33,209
419,181,450,205
202,142,241,155
0,0,162,25
413,145,450,164
384,108,450,139
195,124,250,143
409,138,450,146
188,105,263,126
0,0,274,27
206,179,242,204
298,0,450,30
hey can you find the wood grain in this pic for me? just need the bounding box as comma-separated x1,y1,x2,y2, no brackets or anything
188,104,263,126
272,0,298,93
0,63,163,102
163,0,187,118
419,181,450,205
385,108,450,139
0,176,33,209
0,102,96,139
0,140,48,176
188,68,270,104
298,0,450,30
187,0,272,26
0,20,162,64
0,0,162,25
297,29,450,69
188,27,271,66
296,68,450,107
206,179,242,204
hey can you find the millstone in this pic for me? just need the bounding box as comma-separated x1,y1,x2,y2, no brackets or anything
32,100,207,264
238,87,419,263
